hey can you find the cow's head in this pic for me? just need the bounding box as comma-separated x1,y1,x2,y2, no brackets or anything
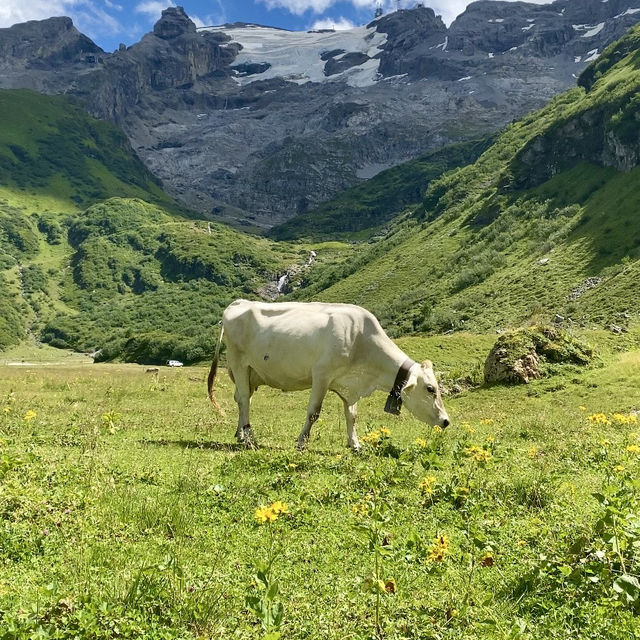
401,360,450,428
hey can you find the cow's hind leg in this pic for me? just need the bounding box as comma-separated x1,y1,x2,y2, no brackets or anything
232,366,257,448
297,381,328,451
343,400,360,452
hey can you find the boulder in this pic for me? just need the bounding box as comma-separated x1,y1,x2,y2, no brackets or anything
484,325,593,385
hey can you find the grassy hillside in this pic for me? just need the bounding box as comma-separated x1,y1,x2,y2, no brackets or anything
289,24,640,336
269,137,493,241
0,90,174,213
41,198,298,363
0,90,300,360
1,195,299,363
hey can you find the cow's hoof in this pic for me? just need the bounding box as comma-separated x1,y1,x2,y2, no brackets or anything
296,439,308,452
349,444,361,454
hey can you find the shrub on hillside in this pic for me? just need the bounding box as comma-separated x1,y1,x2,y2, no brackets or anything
95,330,212,365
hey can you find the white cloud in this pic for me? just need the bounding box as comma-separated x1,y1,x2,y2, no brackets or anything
135,1,174,20
259,0,554,23
0,0,79,26
191,0,227,28
260,0,334,16
310,16,356,30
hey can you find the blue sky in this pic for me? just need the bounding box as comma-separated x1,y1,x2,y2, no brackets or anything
0,1,553,53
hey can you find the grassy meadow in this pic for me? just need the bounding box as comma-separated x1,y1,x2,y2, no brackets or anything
2,329,640,639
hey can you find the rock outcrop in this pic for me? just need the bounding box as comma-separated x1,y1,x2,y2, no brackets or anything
484,326,593,384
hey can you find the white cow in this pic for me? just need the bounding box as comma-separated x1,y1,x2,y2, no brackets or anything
208,299,450,450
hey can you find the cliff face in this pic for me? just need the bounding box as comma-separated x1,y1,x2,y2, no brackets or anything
510,24,640,188
1,3,640,227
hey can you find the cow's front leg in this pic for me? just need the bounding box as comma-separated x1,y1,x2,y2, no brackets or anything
343,400,360,451
297,382,327,451
233,368,257,448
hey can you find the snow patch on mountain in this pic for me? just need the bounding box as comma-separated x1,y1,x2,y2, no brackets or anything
203,23,387,88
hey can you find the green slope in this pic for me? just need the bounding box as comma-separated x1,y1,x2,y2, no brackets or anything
288,24,640,336
0,89,175,213
41,198,297,363
269,137,493,241
0,90,299,359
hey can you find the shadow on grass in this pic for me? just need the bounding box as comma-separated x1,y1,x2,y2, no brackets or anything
140,438,341,457
140,438,245,452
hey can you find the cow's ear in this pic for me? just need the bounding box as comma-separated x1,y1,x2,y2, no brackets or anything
421,359,433,370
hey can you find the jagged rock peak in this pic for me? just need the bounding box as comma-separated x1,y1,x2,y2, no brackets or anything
0,15,103,64
153,6,196,40
370,5,446,35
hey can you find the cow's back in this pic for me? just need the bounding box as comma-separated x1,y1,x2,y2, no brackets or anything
221,300,380,391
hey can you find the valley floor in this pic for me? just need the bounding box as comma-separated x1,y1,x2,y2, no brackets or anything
1,329,640,639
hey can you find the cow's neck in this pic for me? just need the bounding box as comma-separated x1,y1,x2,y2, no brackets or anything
374,343,416,394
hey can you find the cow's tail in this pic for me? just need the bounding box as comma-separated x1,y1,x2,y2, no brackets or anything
207,322,225,415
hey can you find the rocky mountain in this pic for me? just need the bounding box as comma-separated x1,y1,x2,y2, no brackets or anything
1,1,640,228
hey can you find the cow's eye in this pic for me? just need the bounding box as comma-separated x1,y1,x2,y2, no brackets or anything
426,384,436,394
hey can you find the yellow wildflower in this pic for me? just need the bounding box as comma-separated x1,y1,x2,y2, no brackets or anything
518,540,527,547
23,410,36,422
419,475,437,496
270,501,288,515
464,445,491,463
288,463,298,470
255,506,276,524
601,440,611,447
414,437,428,448
587,413,612,426
625,444,640,455
479,418,494,426
351,502,368,517
432,425,442,435
361,430,381,445
579,406,587,411
614,465,626,473
2,406,10,414
462,421,476,434
528,445,537,459
427,534,450,563
379,426,391,436
255,501,288,524
480,551,494,567
486,436,495,444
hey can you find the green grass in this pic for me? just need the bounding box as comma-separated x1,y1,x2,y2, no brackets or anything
1,329,640,638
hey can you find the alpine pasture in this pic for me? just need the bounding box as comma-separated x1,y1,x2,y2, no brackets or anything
2,329,640,639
